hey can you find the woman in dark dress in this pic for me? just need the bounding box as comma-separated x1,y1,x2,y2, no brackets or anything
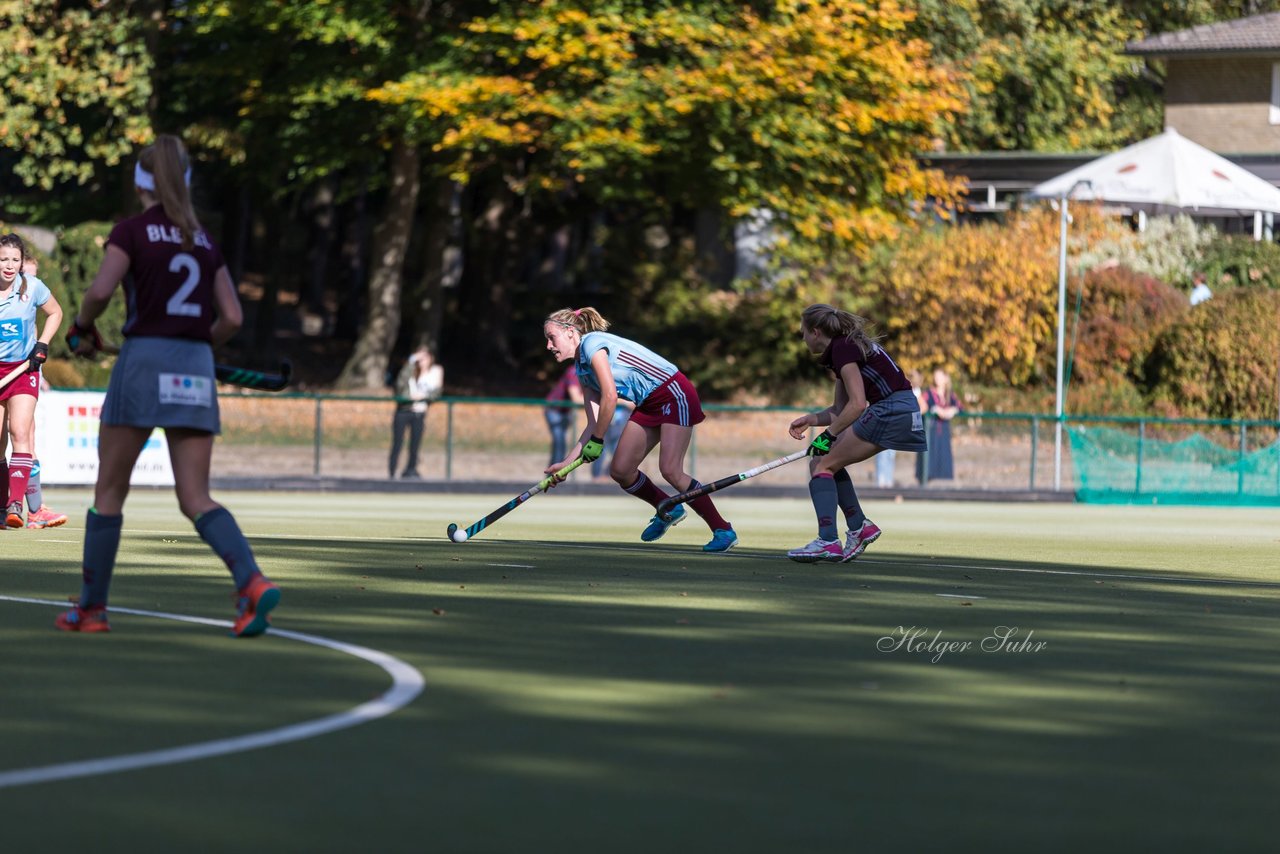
922,368,961,481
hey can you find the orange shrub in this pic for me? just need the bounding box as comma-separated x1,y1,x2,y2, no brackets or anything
869,205,1125,386
1146,288,1280,419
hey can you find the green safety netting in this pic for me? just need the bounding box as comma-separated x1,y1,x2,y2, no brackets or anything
1068,424,1280,505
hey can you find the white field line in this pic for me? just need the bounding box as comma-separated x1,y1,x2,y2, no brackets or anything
0,595,424,790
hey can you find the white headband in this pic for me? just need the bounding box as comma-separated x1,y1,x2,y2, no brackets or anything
135,161,192,192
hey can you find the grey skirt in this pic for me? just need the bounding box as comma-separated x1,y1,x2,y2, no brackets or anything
102,336,221,434
852,389,927,452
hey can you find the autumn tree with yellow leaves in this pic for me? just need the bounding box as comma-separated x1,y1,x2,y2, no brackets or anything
364,0,966,379
377,1,964,251
865,206,1125,387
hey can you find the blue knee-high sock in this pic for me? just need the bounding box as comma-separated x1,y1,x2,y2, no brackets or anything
26,459,43,513
195,507,261,590
81,509,124,608
833,468,865,529
809,473,839,541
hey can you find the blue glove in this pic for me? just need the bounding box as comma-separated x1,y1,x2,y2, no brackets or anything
808,430,835,457
582,435,606,462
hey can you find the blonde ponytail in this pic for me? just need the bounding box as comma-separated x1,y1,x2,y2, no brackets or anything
138,135,202,251
545,307,610,335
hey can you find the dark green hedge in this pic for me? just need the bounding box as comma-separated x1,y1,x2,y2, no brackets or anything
48,222,117,386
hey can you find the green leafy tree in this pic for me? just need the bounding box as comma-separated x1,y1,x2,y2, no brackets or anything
914,0,1155,151
0,0,152,218
1197,234,1280,292
166,0,454,388
1121,1,1280,33
915,1,1280,153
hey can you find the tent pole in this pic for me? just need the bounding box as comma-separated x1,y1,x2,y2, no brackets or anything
1054,180,1091,492
1054,195,1069,491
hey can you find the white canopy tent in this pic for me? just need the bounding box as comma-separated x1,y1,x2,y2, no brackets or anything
1030,126,1280,219
1028,128,1280,490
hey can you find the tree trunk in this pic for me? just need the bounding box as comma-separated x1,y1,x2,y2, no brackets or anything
410,178,458,356
456,178,530,368
254,192,301,357
227,184,251,286
334,179,371,340
302,179,337,335
336,140,421,389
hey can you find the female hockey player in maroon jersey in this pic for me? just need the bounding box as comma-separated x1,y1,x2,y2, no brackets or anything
58,135,280,636
786,304,926,563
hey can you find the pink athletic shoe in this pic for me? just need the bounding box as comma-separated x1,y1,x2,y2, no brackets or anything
842,520,882,562
26,505,69,529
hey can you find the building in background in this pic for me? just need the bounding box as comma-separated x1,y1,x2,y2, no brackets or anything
923,10,1280,237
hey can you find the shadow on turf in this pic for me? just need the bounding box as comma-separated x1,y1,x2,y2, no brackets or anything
7,536,1280,851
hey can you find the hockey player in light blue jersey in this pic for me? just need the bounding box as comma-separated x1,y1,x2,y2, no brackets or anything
544,306,736,553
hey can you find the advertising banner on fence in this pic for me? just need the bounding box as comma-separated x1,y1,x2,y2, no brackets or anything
35,390,175,486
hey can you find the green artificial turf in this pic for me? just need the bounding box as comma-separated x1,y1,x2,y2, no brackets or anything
1,489,1277,853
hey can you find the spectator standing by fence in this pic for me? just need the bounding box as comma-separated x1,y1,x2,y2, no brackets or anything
909,369,927,485
592,401,632,482
921,368,961,482
389,347,443,479
545,364,583,466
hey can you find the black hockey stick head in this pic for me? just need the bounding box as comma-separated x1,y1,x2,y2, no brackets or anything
215,360,292,391
656,498,680,523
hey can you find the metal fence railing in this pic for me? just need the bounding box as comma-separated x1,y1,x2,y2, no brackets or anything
208,393,1280,496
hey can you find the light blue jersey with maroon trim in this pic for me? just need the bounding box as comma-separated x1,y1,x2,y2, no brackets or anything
0,275,51,361
575,331,678,404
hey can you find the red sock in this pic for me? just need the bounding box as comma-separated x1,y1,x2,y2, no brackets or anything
686,488,731,532
7,453,32,506
622,471,670,509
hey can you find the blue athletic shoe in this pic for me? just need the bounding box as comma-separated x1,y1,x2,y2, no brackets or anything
703,528,738,553
641,504,686,542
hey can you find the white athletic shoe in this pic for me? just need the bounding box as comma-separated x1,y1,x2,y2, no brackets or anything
786,537,843,563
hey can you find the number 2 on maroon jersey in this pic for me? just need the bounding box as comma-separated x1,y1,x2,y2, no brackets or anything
167,253,202,318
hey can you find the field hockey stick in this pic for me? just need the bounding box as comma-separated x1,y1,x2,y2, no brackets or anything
657,448,810,521
447,455,589,543
214,361,292,391
79,340,292,392
0,361,32,392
